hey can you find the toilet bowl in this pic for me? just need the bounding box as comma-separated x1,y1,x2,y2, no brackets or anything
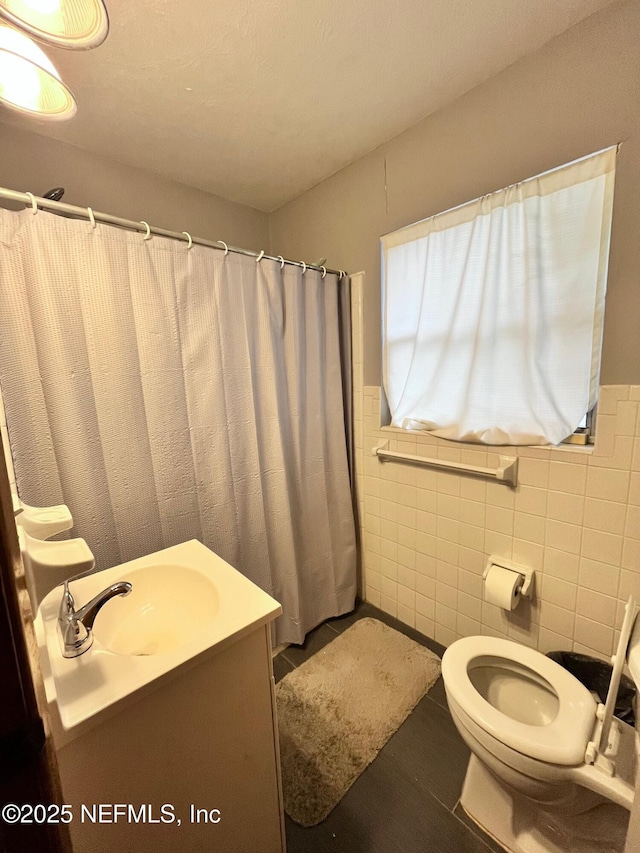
441,598,639,853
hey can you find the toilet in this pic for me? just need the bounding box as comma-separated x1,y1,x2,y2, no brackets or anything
441,597,639,853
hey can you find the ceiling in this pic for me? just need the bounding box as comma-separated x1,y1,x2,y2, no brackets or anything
0,0,616,212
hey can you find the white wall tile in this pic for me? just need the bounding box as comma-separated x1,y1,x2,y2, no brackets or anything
436,581,458,610
573,615,614,657
539,626,570,653
397,544,416,570
397,604,416,627
512,539,544,572
586,467,630,503
379,595,398,617
546,519,582,554
518,457,549,488
622,538,640,572
435,557,458,586
416,576,435,601
379,576,397,600
576,587,617,626
435,602,457,631
616,401,638,436
598,386,629,415
416,488,437,514
435,624,458,646
357,382,639,652
583,498,626,535
626,505,640,539
486,505,513,535
460,477,486,502
618,570,640,600
415,613,435,638
459,546,484,575
548,462,587,495
484,530,513,557
591,436,634,471
459,522,484,551
459,500,485,531
457,613,481,637
458,591,482,621
579,558,620,595
367,589,382,608
547,491,584,525
514,512,546,544
436,514,458,541
397,585,416,610
539,602,575,640
542,575,577,611
397,524,416,549
544,548,579,583
397,565,416,590
415,553,436,579
581,528,623,566
458,569,483,598
486,480,515,508
515,486,548,517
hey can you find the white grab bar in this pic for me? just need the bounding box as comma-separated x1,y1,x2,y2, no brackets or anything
372,441,518,486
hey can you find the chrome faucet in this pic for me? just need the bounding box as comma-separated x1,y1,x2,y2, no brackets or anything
58,571,132,658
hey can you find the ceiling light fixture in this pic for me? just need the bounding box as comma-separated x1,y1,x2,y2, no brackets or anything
0,23,76,118
0,0,108,50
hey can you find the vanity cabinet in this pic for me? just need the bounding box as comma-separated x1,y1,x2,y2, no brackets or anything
55,621,285,852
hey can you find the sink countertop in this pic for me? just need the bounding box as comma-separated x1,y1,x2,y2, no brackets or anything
35,540,282,741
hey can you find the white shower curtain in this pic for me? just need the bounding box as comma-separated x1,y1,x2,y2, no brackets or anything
0,208,356,644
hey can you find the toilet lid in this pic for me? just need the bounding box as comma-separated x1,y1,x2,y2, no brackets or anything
442,636,597,766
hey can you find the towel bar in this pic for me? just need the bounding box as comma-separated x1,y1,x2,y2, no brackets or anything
372,441,518,486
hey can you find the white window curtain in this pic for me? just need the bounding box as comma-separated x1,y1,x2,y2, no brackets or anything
382,147,617,445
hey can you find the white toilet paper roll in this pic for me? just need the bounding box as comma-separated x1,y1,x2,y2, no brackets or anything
484,565,524,611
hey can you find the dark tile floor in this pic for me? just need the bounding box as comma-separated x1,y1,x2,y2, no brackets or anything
274,600,506,853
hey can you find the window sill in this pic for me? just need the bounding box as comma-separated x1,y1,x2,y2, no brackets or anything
378,424,594,457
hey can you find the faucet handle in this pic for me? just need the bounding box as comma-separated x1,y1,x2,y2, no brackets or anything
62,561,97,588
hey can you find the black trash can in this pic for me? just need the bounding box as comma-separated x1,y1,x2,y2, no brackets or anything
547,651,635,726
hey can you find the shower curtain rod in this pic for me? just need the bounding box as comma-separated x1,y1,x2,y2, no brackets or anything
0,186,346,278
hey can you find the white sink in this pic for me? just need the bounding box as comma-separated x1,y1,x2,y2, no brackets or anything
93,563,219,655
35,540,281,738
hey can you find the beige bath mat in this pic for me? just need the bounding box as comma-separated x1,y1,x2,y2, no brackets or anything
276,617,441,826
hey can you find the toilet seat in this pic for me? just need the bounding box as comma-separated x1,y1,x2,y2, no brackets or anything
442,637,597,766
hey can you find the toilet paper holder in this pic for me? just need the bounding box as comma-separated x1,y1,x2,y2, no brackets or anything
483,557,535,598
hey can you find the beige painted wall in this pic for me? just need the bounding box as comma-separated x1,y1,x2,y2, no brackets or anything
269,0,640,387
0,124,269,251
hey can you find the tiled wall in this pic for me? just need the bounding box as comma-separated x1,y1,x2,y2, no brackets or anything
350,273,640,661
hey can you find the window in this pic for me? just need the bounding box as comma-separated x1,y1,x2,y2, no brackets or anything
381,147,616,446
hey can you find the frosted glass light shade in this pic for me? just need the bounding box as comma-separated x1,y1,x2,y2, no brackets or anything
0,0,108,49
0,24,76,118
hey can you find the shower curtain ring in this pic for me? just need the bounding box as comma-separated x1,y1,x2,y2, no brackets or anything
277,256,285,269
339,270,346,280
300,261,307,274
140,221,152,240
181,231,193,249
25,192,38,215
87,207,96,229
218,240,229,256
256,250,265,263
321,266,327,279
